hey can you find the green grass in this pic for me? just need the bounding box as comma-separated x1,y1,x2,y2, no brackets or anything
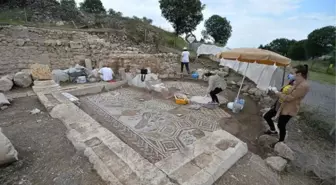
0,8,33,24
292,60,335,85
155,27,187,50
308,70,335,85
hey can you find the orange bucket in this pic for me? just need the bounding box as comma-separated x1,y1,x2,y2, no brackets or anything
174,93,189,105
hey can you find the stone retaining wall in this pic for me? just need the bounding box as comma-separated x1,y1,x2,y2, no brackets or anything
0,26,179,76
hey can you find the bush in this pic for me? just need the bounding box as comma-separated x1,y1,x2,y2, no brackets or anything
0,8,33,23
60,0,79,22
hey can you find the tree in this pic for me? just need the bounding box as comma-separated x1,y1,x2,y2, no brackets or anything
204,15,232,46
259,44,272,50
264,38,296,56
132,16,140,20
288,40,307,60
108,8,116,15
60,0,78,21
306,26,336,58
1,0,28,8
142,17,153,24
108,8,123,17
201,30,210,40
80,0,105,14
61,0,76,8
116,11,123,17
159,0,205,36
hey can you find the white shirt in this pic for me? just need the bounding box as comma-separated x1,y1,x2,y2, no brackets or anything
99,67,113,81
181,51,190,63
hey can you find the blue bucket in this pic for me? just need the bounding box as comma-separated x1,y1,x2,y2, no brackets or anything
191,72,199,79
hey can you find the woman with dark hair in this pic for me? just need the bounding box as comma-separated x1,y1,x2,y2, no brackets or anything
264,64,310,144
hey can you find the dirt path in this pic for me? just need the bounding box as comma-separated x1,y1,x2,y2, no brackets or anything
0,97,106,185
219,90,264,155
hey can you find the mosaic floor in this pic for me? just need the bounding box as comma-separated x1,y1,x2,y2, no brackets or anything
80,81,231,163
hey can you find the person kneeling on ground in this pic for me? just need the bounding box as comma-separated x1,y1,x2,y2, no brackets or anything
99,65,114,82
204,72,227,104
264,65,309,145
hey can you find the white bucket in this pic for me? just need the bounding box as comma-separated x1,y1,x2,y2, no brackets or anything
227,102,234,110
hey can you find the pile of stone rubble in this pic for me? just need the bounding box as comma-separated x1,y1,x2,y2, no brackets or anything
0,62,103,93
0,71,32,92
258,135,295,172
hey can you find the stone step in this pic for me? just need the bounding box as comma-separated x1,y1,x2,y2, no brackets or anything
155,130,248,185
48,100,175,185
33,80,57,86
32,80,61,94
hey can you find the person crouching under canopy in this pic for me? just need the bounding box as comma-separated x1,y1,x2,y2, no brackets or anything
204,71,227,104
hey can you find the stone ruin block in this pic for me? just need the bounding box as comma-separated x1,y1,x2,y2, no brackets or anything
30,63,52,80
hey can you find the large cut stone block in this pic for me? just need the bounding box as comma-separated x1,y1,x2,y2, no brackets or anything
85,59,93,70
32,80,60,94
31,63,52,80
65,85,104,96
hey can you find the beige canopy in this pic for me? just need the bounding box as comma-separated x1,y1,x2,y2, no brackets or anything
216,48,291,67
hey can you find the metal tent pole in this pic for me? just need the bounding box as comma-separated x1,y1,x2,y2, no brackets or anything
281,66,287,87
236,62,250,101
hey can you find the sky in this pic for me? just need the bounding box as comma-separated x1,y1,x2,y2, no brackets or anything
75,0,336,48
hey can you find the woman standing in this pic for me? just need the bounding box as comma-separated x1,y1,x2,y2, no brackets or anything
264,65,310,144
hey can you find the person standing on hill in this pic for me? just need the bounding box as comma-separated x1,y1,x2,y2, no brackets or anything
264,65,310,145
181,47,190,74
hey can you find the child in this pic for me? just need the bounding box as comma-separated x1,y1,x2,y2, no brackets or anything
273,79,294,120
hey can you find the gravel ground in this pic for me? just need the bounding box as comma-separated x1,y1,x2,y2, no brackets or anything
215,152,320,185
0,97,106,185
302,80,335,122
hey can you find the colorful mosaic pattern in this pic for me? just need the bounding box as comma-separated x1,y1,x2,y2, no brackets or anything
80,82,231,163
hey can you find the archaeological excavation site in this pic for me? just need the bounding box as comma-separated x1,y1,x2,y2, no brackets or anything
0,24,334,185
0,25,249,185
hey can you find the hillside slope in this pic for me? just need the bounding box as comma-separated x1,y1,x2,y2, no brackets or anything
0,0,187,51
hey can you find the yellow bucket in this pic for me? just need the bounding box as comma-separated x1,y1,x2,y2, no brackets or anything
174,94,189,105
175,98,189,105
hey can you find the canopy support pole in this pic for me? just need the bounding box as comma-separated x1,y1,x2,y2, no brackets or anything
281,66,287,86
236,62,250,101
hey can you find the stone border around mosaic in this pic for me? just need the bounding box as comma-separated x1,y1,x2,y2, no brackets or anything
32,79,248,185
80,97,166,163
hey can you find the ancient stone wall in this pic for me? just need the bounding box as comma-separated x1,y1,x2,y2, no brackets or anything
0,26,178,76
